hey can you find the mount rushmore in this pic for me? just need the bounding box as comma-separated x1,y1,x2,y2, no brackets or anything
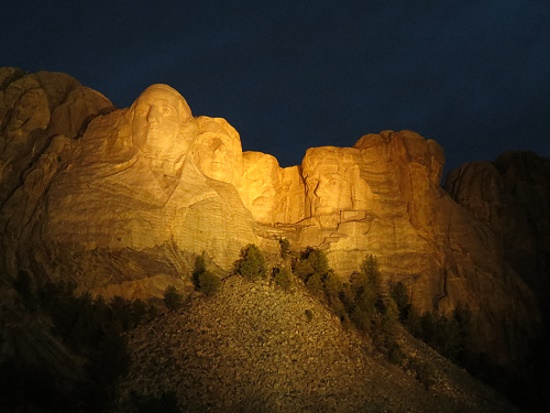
1,67,549,365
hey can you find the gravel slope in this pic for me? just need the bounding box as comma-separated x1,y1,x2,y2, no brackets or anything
115,277,517,413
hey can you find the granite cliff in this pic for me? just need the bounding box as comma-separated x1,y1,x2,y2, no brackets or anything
446,152,550,321
0,68,545,368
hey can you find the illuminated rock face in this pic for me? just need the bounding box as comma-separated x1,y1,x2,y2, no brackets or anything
293,131,540,363
238,151,281,224
42,84,255,272
194,116,243,185
0,68,542,363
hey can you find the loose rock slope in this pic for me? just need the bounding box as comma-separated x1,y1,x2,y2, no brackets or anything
116,277,517,413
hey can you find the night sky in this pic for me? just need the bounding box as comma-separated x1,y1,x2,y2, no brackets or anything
3,0,550,175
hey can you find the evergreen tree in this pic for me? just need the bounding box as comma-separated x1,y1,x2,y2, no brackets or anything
278,237,290,258
301,246,330,275
198,271,221,296
404,306,422,337
324,271,343,299
359,255,382,296
293,247,331,285
273,267,293,290
306,272,324,297
163,285,184,311
293,259,314,282
234,244,266,280
350,307,371,332
192,253,207,289
390,281,411,322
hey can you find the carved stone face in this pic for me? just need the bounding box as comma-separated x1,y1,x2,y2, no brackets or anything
131,84,193,161
194,117,243,185
239,152,280,223
302,147,369,216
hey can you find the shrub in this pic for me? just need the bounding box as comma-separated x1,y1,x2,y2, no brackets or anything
387,341,405,365
306,272,324,297
350,306,371,333
273,267,293,290
324,271,343,299
234,244,266,280
390,281,411,322
198,271,221,296
300,246,330,275
293,259,314,282
192,254,207,289
163,285,184,311
278,237,290,257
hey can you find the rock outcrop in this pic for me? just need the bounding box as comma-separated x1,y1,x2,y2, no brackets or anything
446,152,550,320
0,68,544,365
291,132,540,364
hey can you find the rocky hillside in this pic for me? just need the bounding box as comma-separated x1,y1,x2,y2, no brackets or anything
116,276,517,413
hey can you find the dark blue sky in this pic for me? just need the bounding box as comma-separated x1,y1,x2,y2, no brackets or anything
3,0,550,174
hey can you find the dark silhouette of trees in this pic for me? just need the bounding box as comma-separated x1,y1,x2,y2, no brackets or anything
2,275,154,412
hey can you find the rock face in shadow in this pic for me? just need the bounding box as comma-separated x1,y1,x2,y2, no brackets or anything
0,68,543,365
446,152,550,320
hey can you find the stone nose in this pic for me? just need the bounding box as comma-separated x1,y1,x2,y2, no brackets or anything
212,139,226,154
146,106,162,122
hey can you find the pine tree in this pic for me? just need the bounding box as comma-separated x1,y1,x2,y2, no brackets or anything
234,244,266,280
163,285,184,311
198,271,221,296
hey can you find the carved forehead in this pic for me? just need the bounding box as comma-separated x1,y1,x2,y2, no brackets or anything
132,84,192,119
303,147,341,174
243,152,279,170
196,116,242,150
303,147,361,174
